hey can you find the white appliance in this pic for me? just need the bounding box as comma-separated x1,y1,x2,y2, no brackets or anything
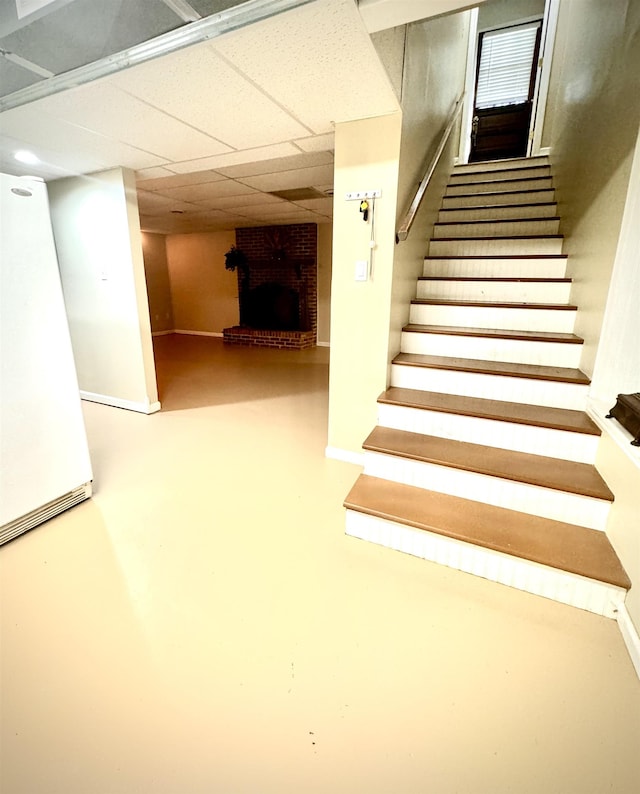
0,172,93,545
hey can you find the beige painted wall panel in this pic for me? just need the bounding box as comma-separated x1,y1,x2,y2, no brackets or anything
328,113,402,455
389,10,471,361
317,223,333,345
141,233,174,334
48,168,159,411
541,0,640,376
166,232,238,334
596,435,640,635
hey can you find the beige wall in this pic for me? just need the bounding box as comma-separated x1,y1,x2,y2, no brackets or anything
48,167,159,413
478,0,545,29
541,0,640,377
165,231,238,334
389,10,471,362
316,223,333,345
142,233,174,334
327,113,403,456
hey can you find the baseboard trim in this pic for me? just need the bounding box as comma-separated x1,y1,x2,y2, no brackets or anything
151,329,174,337
317,341,330,348
174,329,223,337
80,391,161,414
617,602,640,681
325,446,364,467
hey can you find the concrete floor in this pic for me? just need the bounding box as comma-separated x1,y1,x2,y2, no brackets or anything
2,334,639,794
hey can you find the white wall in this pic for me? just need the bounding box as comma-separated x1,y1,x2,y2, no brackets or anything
48,168,159,414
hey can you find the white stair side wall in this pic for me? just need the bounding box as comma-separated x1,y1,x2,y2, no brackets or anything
433,219,560,238
390,364,589,411
409,304,577,333
428,237,564,256
361,451,611,531
345,511,623,618
446,177,553,196
400,332,583,367
424,257,568,279
442,189,555,208
376,403,599,464
439,203,558,221
416,279,572,303
449,166,551,183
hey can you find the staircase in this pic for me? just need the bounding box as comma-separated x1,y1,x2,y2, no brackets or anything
344,155,631,617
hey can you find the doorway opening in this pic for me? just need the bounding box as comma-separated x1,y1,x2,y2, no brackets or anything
469,20,542,162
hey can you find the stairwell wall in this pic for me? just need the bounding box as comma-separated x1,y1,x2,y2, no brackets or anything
387,10,471,365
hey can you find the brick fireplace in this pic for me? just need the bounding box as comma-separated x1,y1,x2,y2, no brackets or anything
223,223,317,349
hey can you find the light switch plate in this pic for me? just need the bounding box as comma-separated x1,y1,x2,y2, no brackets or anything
355,260,368,281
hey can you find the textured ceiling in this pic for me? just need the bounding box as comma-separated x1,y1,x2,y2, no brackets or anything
0,0,406,232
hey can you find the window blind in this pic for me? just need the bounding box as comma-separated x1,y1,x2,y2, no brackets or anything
476,22,541,110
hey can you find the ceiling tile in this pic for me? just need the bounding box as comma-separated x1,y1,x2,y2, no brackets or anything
199,192,286,209
166,142,300,174
0,104,167,172
135,166,176,180
212,0,399,133
238,163,335,192
111,41,311,149
137,169,227,191
216,150,333,178
294,133,335,153
292,197,334,214
36,83,232,161
162,179,258,202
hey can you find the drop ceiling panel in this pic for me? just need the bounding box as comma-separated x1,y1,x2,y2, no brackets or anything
111,41,311,149
292,197,333,214
135,166,176,180
294,133,335,153
190,192,285,210
238,163,334,192
0,0,182,79
36,82,232,161
187,0,248,15
161,178,257,201
137,170,227,191
136,190,204,214
212,0,400,133
166,142,300,174
216,150,332,178
0,57,42,96
0,104,168,172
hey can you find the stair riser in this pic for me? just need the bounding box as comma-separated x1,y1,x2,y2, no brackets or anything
439,204,558,222
362,451,610,530
416,280,572,303
453,157,549,175
446,177,553,196
401,331,583,368
442,189,555,208
449,165,551,184
345,511,623,618
390,364,589,411
429,238,564,256
409,304,576,333
376,403,599,464
433,219,560,238
424,257,568,279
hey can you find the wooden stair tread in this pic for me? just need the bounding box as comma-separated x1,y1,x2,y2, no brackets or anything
379,387,600,435
439,202,557,213
449,175,552,186
425,254,567,261
362,427,613,500
345,475,629,589
418,277,571,283
403,323,583,343
392,353,590,385
433,234,563,241
412,298,577,310
436,217,560,225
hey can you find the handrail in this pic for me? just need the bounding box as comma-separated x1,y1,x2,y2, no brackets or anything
396,93,466,243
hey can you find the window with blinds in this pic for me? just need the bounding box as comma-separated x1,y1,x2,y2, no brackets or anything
475,21,541,110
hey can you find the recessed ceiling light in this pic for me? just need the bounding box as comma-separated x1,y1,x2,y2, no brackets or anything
14,150,40,165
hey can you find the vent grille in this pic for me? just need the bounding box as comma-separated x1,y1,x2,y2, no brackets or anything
0,484,92,546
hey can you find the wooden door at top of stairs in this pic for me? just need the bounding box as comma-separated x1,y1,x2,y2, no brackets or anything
470,21,542,163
